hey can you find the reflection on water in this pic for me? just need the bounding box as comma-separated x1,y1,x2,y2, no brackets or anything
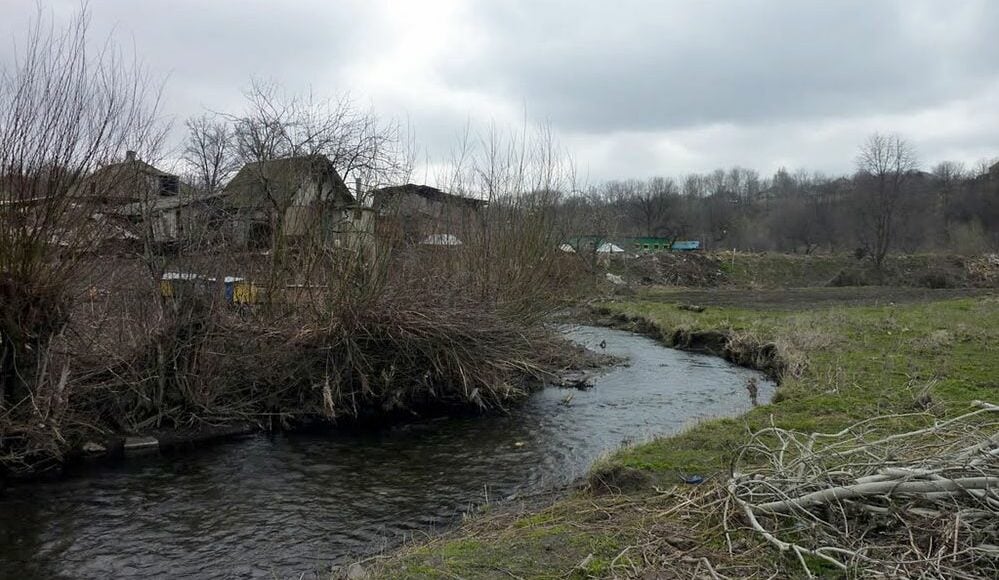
0,325,773,579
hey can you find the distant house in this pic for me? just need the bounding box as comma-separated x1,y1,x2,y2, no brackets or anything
76,151,206,245
114,192,223,244
222,154,354,249
420,233,463,246
371,184,486,244
78,151,183,206
626,236,675,253
671,240,701,252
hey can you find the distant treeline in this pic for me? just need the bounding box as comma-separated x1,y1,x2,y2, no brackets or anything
559,151,999,256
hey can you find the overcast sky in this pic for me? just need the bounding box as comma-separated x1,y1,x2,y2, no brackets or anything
2,0,998,183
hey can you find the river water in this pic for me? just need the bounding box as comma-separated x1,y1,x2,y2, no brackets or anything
0,325,773,579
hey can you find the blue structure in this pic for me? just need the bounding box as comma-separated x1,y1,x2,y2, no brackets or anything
671,240,701,252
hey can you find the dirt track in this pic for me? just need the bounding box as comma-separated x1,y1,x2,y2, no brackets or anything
635,286,996,310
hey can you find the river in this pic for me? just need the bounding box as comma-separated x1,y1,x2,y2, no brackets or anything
0,325,773,579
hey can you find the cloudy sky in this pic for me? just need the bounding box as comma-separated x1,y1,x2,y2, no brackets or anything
2,0,998,182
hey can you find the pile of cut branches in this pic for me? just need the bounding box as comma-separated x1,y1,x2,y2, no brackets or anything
727,401,999,578
240,298,577,419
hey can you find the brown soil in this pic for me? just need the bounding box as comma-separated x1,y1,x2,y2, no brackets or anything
633,286,995,310
612,252,728,286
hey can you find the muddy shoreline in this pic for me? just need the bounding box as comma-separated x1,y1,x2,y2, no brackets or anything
579,305,786,382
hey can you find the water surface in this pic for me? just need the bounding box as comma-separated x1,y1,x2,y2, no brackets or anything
0,325,773,579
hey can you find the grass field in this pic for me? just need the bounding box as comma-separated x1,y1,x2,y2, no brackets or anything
362,288,998,578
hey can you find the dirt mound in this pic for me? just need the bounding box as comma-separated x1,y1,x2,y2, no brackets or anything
828,254,999,289
623,253,728,287
967,254,999,285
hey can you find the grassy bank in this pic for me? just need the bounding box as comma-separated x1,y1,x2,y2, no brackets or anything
609,251,999,289
364,288,998,578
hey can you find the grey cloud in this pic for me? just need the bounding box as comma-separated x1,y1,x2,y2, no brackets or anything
0,1,374,117
0,0,996,180
446,0,999,132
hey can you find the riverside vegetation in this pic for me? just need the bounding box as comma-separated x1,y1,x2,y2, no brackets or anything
1,132,592,478
365,289,998,578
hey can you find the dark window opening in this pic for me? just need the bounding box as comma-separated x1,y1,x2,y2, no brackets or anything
159,175,179,195
248,221,271,251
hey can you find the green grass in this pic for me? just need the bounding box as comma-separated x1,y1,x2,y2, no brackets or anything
597,294,998,476
365,290,999,578
375,497,638,579
718,252,854,287
690,252,973,288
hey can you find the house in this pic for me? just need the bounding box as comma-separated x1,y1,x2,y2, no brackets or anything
371,184,486,244
74,151,206,245
222,154,354,249
626,236,674,253
114,192,224,244
420,233,463,246
78,151,183,206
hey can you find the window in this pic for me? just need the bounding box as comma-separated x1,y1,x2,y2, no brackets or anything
159,175,179,195
248,221,271,251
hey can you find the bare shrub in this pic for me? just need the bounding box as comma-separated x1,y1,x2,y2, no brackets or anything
0,6,163,470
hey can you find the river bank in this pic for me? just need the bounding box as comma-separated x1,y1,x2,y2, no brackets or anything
364,288,999,578
0,325,771,579
0,330,615,486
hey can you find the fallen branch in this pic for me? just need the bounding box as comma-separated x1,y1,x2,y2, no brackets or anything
726,402,999,578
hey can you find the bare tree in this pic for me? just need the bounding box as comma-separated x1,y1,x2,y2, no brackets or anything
775,188,835,254
631,176,680,238
973,157,998,178
932,161,966,244
855,133,918,268
183,114,238,193
682,173,705,197
231,79,407,194
0,6,162,407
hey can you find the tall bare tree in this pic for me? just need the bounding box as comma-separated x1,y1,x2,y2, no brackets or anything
231,79,407,194
632,176,680,238
855,133,917,268
183,114,238,193
932,160,966,244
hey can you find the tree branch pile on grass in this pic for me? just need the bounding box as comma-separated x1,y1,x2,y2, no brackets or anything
726,401,999,578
